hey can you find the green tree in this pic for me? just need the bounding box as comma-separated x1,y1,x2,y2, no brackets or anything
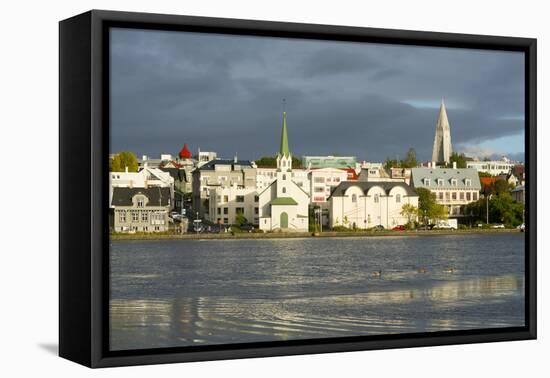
235,211,247,226
402,148,418,168
443,152,467,168
254,155,303,168
110,151,138,172
490,180,513,195
416,188,448,226
478,171,493,178
400,203,418,225
384,157,401,170
465,191,524,227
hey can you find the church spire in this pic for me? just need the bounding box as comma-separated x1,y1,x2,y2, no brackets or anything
279,111,290,157
432,99,453,163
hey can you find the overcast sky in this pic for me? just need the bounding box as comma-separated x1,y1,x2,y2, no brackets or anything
110,28,525,163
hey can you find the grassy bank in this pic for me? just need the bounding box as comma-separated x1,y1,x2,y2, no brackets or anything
110,228,521,241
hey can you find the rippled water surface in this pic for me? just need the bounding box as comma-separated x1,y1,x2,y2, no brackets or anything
110,233,525,351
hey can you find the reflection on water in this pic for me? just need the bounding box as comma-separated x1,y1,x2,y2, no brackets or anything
110,234,525,351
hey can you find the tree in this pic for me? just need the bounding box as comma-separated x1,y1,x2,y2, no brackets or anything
110,151,138,172
235,212,247,226
491,180,513,195
402,148,418,168
416,188,447,226
400,203,418,225
478,171,493,178
465,191,524,227
443,152,467,168
384,157,401,170
254,155,303,168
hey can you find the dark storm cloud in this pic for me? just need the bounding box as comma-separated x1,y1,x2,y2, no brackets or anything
110,28,525,162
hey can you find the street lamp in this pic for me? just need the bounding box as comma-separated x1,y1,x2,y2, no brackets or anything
486,194,493,225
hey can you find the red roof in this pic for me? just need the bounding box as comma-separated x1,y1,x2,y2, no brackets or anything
340,168,358,180
480,177,497,188
179,143,191,159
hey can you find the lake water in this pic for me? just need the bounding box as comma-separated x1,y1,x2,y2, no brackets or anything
109,233,525,351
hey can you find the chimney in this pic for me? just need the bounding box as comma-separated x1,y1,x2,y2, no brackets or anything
432,161,436,169
427,162,431,168
234,154,238,163
452,161,457,169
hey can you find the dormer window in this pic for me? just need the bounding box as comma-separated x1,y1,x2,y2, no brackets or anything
374,194,379,203
137,197,145,208
451,178,458,186
352,194,357,203
465,178,472,186
437,178,444,186
424,178,431,186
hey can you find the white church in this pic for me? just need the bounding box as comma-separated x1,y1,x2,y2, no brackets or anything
258,112,310,232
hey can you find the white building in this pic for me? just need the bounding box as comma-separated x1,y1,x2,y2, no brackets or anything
208,186,258,225
410,166,481,216
328,182,419,229
197,149,218,167
466,158,515,176
310,168,349,204
109,166,174,209
259,112,310,232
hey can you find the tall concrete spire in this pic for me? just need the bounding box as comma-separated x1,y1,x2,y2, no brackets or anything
432,99,453,163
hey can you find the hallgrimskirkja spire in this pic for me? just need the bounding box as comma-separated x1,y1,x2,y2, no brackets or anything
431,99,453,164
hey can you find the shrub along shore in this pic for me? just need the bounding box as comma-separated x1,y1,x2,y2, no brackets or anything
110,228,520,241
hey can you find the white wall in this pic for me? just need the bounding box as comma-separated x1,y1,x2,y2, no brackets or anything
2,1,546,377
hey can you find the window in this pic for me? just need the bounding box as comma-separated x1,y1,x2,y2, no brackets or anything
223,218,228,224
282,174,286,180
452,192,457,200
460,192,465,200
223,207,228,215
119,211,126,223
282,187,286,194
137,197,145,208
236,207,244,214
424,178,431,186
314,187,324,193
466,192,471,201
217,208,221,215
132,211,139,222
223,195,228,202
254,207,259,215
465,179,472,186
352,194,357,203
451,178,457,186
396,194,401,203
437,179,444,186
314,177,325,183
374,194,379,203
445,192,450,200
141,212,148,222
254,195,259,202
236,195,244,202
473,192,478,201
438,192,443,200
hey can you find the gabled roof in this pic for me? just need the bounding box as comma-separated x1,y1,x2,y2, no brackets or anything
410,167,481,190
329,181,417,198
159,167,188,182
111,187,171,207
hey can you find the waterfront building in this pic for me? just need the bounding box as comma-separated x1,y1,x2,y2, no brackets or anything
259,112,310,231
309,168,349,204
111,187,171,232
511,185,525,204
466,158,515,176
302,155,357,169
192,158,256,218
328,181,418,229
208,186,259,225
432,100,453,164
410,166,481,216
109,166,174,209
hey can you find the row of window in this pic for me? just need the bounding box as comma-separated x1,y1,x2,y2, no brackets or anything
350,193,402,203
423,178,473,186
118,210,166,224
435,191,478,201
215,207,259,215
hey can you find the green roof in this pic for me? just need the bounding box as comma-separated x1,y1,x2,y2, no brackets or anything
279,112,290,157
271,197,298,206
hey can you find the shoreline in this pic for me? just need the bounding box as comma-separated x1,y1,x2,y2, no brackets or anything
110,228,521,241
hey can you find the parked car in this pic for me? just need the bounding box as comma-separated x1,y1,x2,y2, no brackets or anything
372,225,385,231
432,219,458,230
239,223,255,232
492,223,505,229
517,223,525,232
392,225,405,231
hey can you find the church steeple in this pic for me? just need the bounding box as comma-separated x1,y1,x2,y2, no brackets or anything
432,99,453,163
279,112,290,157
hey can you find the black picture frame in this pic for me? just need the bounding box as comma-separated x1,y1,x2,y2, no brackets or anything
59,9,537,368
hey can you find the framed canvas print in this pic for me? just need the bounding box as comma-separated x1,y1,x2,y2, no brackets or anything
59,10,536,368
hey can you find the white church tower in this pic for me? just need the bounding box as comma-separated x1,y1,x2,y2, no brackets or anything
432,99,453,164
